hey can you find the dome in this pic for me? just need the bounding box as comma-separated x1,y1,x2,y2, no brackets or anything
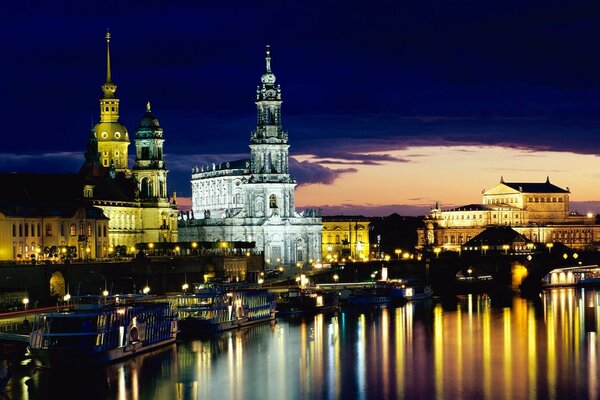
261,72,276,85
140,112,160,128
94,122,129,142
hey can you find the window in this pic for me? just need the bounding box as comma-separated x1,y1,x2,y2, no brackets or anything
79,221,84,236
60,223,65,236
335,235,340,244
87,223,92,236
269,194,277,208
141,147,150,160
12,224,15,237
103,226,107,237
37,223,41,237
24,224,28,237
45,223,52,236
70,224,76,236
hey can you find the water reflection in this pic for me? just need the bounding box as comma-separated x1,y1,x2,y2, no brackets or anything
5,289,600,399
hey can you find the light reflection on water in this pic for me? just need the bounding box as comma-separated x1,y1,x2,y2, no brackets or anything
5,288,600,399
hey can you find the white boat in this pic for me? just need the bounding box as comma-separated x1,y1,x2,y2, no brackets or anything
28,295,178,368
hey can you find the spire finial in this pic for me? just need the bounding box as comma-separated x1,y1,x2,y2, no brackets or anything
146,101,151,113
500,175,505,183
265,44,271,73
105,29,112,83
546,176,550,183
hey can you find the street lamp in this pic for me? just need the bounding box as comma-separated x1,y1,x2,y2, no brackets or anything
182,282,189,292
546,243,554,253
502,244,509,255
22,297,29,310
143,286,150,294
395,249,401,259
434,247,441,258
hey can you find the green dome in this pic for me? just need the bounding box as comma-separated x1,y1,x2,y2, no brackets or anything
140,112,160,128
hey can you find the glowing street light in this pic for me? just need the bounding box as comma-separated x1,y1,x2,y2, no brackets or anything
22,297,29,310
546,243,554,253
434,247,441,258
143,286,150,294
502,244,510,254
333,274,339,282
395,249,401,259
63,293,71,302
102,289,109,297
182,282,189,291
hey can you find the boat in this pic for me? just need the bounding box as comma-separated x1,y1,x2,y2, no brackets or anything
542,265,600,287
345,287,391,306
399,285,433,301
170,285,276,335
276,288,338,316
28,295,178,369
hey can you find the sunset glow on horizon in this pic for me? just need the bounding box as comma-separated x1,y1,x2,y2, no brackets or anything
294,145,600,216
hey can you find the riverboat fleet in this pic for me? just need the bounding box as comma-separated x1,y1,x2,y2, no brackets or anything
28,295,178,368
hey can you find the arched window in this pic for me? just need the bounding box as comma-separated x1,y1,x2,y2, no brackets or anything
87,223,92,236
269,194,277,209
79,221,85,236
70,224,76,236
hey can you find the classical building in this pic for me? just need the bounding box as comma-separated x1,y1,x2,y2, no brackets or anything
322,217,370,262
181,46,322,269
0,32,178,261
419,177,600,251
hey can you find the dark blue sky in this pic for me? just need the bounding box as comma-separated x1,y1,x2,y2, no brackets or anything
2,1,600,209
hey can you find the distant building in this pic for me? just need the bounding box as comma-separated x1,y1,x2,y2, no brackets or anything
322,217,370,262
419,177,599,251
180,47,322,269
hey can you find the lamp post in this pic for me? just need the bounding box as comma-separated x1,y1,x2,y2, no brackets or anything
22,297,29,311
395,249,401,260
434,247,441,258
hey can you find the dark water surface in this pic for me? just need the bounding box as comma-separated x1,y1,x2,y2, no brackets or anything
4,287,600,399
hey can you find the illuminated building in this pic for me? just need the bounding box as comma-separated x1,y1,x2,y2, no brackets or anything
419,177,600,251
80,32,178,250
321,217,370,262
182,47,322,268
0,32,178,261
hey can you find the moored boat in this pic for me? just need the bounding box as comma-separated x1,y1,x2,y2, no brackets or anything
169,285,276,335
276,289,338,316
28,295,177,369
345,288,391,306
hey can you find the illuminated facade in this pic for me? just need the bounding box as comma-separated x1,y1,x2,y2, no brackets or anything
84,33,178,250
183,47,322,268
419,177,600,250
0,33,178,261
322,217,370,262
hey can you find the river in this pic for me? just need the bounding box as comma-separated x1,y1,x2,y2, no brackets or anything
4,287,600,399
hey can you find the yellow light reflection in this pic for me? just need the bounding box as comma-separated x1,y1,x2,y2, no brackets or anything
434,304,444,398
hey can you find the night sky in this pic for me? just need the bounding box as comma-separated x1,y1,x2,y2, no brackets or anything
3,1,600,215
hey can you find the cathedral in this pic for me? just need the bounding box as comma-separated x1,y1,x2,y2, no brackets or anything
0,33,178,261
180,47,322,269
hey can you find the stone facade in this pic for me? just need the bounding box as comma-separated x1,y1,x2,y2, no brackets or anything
419,177,599,251
322,217,370,262
182,47,322,269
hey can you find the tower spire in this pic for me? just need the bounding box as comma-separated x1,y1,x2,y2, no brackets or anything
265,44,271,73
105,30,112,83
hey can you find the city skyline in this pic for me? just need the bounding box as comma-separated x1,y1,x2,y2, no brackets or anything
3,2,600,216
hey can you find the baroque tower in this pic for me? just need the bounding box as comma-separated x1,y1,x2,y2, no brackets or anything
133,102,168,200
94,31,130,172
247,46,296,218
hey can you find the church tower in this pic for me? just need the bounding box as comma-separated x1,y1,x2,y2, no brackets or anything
247,46,296,218
133,102,168,200
93,31,130,173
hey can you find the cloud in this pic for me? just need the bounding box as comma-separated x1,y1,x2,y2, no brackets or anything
0,152,83,173
300,203,432,217
289,158,357,186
